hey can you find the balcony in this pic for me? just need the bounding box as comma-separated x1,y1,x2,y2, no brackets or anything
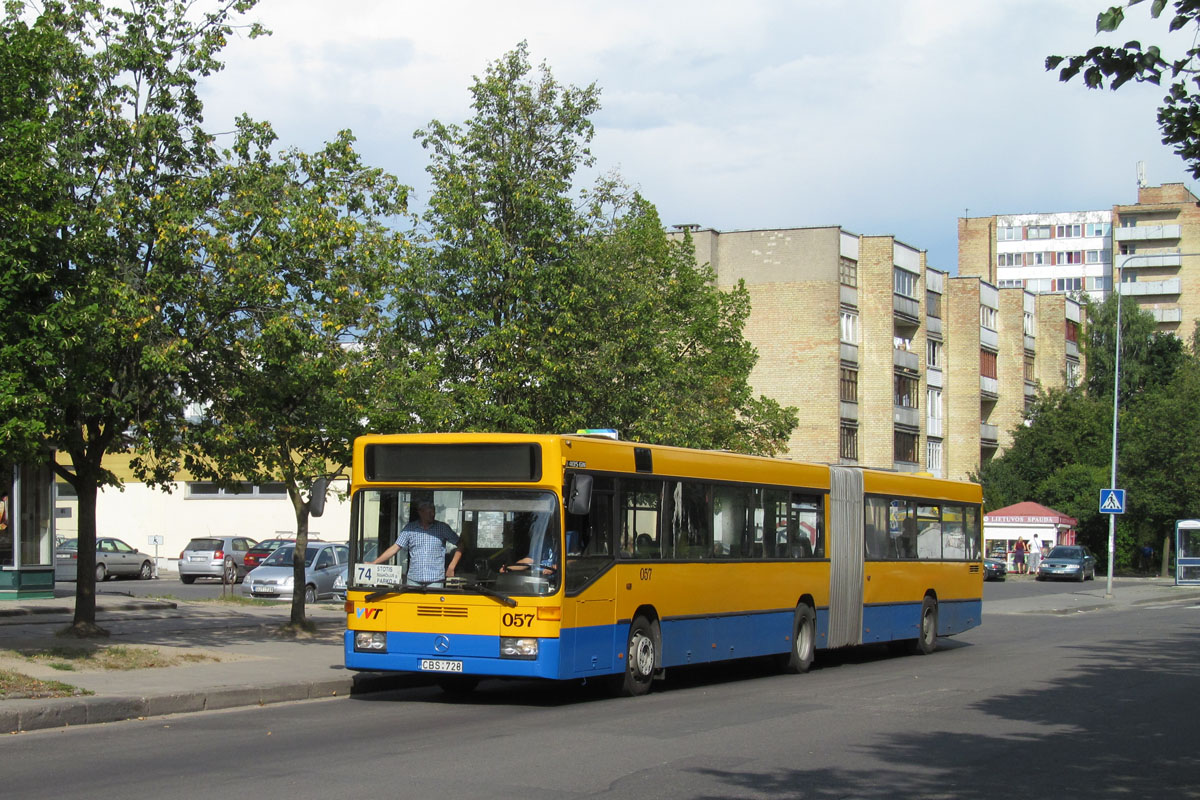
840,401,858,422
894,348,919,371
1114,224,1182,242
1025,381,1037,397
894,405,920,429
1066,340,1079,359
1024,334,1036,352
926,368,943,389
926,316,942,336
980,422,999,442
894,293,920,322
980,376,999,397
1119,252,1182,268
980,327,999,350
927,416,943,438
1116,278,1182,297
1151,307,1184,323
840,284,858,307
840,342,859,363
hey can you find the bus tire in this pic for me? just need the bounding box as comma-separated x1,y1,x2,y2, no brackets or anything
914,596,938,655
783,604,816,674
618,616,657,697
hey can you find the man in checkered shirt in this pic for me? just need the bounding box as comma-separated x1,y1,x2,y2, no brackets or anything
371,501,461,586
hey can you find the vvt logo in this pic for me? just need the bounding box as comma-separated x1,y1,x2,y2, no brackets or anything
356,607,382,620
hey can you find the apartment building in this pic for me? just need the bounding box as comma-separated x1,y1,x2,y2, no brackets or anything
678,226,1083,481
958,182,1200,344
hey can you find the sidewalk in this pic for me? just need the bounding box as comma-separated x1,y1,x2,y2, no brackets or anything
3,577,1199,734
0,586,421,734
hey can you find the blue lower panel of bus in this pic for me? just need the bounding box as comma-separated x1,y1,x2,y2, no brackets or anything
344,630,570,679
861,598,981,643
659,609,798,667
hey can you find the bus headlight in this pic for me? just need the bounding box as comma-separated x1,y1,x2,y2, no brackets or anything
500,637,539,659
354,631,387,652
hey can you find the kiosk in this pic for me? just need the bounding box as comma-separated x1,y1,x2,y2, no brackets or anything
0,458,56,599
1175,519,1200,586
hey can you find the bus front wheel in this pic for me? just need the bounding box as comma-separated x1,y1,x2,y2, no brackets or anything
618,616,657,697
783,605,816,674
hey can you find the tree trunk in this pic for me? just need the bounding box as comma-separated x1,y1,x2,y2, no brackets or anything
70,471,106,635
1162,534,1172,579
289,487,310,627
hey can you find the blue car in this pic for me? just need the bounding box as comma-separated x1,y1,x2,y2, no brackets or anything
983,556,1007,581
1036,545,1097,582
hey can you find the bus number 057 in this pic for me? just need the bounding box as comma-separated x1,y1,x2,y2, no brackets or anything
639,568,652,581
502,613,534,627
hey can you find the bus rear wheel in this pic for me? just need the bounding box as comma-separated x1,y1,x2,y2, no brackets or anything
617,616,657,697
783,604,816,674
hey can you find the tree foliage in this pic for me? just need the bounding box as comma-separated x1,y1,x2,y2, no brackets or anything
180,119,412,626
1047,0,1200,178
0,0,265,632
409,43,796,454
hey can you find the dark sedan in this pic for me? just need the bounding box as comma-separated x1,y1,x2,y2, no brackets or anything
1036,545,1097,582
984,556,1007,581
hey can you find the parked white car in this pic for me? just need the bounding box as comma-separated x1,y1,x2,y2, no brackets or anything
242,542,350,602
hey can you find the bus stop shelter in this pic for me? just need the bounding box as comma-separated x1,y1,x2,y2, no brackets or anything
984,502,1077,568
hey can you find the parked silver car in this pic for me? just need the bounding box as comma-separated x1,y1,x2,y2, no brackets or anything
55,537,155,582
242,542,350,602
178,536,257,584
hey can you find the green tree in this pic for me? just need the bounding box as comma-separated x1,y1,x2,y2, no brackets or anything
1047,0,1200,178
0,0,264,634
410,43,796,453
1083,293,1184,401
179,119,414,628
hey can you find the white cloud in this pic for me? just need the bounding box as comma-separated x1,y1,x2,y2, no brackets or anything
197,0,1200,272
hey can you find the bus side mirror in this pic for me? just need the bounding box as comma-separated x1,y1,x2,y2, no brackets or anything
566,473,592,516
309,477,328,518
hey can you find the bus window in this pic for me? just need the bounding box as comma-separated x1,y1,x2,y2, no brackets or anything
665,481,710,560
621,479,662,559
789,493,823,558
713,485,755,558
889,500,918,558
964,505,982,559
865,497,890,559
940,504,964,559
917,504,942,559
564,477,615,593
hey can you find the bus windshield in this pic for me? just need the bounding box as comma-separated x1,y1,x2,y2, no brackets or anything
351,489,561,596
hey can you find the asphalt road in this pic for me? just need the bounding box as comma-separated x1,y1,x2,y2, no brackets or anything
5,592,1200,799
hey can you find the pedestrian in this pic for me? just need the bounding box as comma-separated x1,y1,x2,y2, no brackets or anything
1027,535,1043,576
1013,537,1027,575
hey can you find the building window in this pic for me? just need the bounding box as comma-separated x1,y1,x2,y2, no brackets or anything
1065,320,1079,343
1088,276,1111,291
840,424,858,461
839,256,858,288
927,338,943,369
926,291,941,319
1028,251,1049,265
894,372,919,408
927,388,943,423
1086,222,1111,237
980,305,998,330
981,349,998,379
926,439,943,474
1066,360,1080,388
997,253,1022,267
841,309,859,344
1055,223,1083,238
1085,249,1108,263
186,482,289,498
894,267,918,299
1027,225,1052,239
1053,277,1083,292
840,367,858,402
1024,311,1035,336
998,279,1025,289
997,226,1022,241
894,430,919,464
1056,251,1083,265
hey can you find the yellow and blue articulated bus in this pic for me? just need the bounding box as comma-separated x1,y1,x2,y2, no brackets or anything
343,432,983,695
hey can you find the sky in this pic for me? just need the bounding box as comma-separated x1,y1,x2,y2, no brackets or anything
197,0,1199,275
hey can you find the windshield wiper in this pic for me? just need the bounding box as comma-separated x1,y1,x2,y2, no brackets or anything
451,580,517,607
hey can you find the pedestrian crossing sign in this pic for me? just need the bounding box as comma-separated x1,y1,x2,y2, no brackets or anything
1099,488,1126,514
